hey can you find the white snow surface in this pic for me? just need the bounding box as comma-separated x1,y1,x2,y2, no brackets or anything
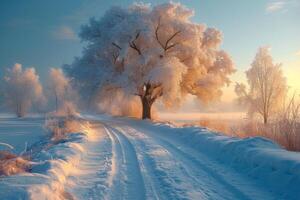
0,114,46,153
0,114,299,200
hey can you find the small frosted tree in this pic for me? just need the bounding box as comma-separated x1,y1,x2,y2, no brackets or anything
4,63,45,117
49,68,70,111
48,68,78,116
235,47,287,124
64,2,235,119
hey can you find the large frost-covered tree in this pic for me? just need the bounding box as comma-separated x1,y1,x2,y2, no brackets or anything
4,63,45,117
235,47,287,124
65,3,235,119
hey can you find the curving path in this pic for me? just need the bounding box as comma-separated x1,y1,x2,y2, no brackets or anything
67,117,280,200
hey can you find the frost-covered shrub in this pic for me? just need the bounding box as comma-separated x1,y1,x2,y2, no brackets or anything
197,97,300,151
273,96,300,151
45,117,87,141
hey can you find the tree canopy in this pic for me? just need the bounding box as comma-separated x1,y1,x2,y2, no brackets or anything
64,2,235,119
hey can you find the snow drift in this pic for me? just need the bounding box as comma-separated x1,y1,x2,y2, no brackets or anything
125,118,300,199
0,118,93,200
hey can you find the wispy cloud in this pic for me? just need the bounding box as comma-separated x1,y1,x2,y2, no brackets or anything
52,26,78,40
266,1,287,13
296,50,300,57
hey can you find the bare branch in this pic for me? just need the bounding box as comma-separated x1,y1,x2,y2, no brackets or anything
164,30,181,51
112,52,119,63
112,42,122,50
129,31,142,55
134,93,142,97
155,17,165,50
111,42,124,68
154,17,181,53
150,85,163,103
165,42,179,51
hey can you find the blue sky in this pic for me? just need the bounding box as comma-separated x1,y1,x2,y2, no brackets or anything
0,0,299,100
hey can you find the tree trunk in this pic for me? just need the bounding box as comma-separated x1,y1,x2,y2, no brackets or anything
16,103,22,118
55,93,58,113
141,97,152,119
263,112,268,124
263,115,268,124
139,83,162,120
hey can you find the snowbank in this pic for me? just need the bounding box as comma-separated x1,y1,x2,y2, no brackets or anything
0,117,93,199
28,132,85,199
0,131,84,199
127,119,300,199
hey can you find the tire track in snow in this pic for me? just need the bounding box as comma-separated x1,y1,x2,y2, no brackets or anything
112,126,172,200
66,123,113,200
104,124,146,200
111,123,206,200
124,124,277,200
112,122,277,200
79,116,278,200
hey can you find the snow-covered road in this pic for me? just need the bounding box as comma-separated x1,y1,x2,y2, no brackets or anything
65,116,297,200
1,115,299,200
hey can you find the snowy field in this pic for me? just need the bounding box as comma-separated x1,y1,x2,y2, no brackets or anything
0,114,46,153
0,114,299,199
158,112,246,123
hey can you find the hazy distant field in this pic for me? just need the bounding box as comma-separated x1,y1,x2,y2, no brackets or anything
158,112,250,137
158,112,247,124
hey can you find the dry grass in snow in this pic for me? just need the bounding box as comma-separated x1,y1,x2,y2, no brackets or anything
195,101,299,151
0,151,31,176
45,117,88,141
